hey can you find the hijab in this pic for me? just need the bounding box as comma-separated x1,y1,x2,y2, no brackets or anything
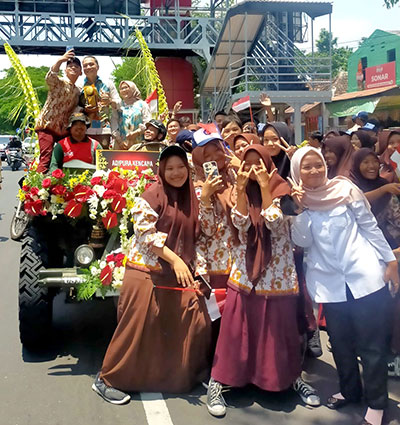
192,140,239,245
261,122,295,179
119,80,142,105
290,146,368,212
142,146,199,267
350,148,390,216
232,133,261,156
241,145,291,284
322,135,354,179
351,130,376,149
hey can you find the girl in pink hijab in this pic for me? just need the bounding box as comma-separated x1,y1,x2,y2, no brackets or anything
290,146,399,425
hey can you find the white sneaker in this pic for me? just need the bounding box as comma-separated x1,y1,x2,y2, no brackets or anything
293,377,321,407
388,356,400,377
206,377,227,417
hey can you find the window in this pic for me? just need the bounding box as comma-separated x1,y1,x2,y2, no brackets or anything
361,57,368,70
387,49,396,62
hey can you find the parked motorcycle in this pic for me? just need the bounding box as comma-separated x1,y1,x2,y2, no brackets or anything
6,147,25,171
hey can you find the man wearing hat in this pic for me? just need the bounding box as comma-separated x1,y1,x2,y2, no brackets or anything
49,112,100,172
143,120,167,144
35,49,83,173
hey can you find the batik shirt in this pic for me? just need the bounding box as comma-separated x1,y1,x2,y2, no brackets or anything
228,198,298,296
128,197,203,275
35,69,80,136
118,100,151,142
196,189,234,275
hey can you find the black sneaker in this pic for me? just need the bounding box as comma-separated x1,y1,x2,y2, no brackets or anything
293,377,321,406
307,329,323,358
92,372,131,405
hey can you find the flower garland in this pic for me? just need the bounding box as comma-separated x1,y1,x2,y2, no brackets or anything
19,166,156,300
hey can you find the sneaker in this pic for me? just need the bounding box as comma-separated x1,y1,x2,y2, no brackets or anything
388,356,400,377
307,329,323,358
92,372,131,405
293,377,321,407
206,377,227,417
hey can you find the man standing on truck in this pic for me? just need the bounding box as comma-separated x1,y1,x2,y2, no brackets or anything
80,56,120,149
35,50,82,173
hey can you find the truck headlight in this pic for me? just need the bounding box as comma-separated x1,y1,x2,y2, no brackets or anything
74,245,95,267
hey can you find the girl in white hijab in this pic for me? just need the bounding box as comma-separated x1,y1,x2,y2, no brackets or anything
290,146,399,425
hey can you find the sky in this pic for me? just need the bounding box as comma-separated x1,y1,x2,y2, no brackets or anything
0,0,399,82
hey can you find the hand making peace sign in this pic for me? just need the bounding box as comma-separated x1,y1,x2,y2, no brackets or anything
278,137,298,160
287,176,305,209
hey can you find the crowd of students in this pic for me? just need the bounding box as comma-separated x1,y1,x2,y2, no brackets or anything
33,51,400,425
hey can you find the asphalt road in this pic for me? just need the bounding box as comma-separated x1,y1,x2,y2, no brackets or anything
0,164,399,425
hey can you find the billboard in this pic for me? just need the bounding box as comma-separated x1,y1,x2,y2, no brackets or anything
96,150,159,173
365,61,396,89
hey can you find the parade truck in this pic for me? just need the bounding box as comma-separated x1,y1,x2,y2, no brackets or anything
15,148,164,350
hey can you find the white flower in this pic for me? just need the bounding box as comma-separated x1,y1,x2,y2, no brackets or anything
112,280,123,290
99,261,107,269
113,266,125,281
50,194,58,203
89,213,97,220
93,185,106,197
91,267,100,276
88,194,99,209
119,223,128,232
100,200,109,210
108,261,115,269
38,189,49,200
100,210,108,218
92,170,107,179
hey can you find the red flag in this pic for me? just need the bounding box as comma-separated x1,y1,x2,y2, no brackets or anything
145,89,158,113
232,95,251,113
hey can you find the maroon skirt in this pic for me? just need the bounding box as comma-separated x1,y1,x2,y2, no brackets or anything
211,287,302,391
100,267,211,393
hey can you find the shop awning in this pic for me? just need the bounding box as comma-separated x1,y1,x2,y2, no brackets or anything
326,85,398,117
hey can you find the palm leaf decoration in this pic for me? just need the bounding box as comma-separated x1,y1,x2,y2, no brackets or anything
123,27,169,123
4,42,41,133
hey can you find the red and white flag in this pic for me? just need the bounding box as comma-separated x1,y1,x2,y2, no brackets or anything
390,147,400,178
232,95,251,113
205,289,227,321
145,89,158,113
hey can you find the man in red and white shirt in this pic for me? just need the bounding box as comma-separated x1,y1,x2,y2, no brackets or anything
49,112,100,172
35,50,82,173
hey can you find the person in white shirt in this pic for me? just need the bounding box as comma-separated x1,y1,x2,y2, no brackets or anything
289,146,399,425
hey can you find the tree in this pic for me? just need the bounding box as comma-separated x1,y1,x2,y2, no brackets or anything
384,0,399,7
112,57,152,99
313,28,353,78
0,66,48,134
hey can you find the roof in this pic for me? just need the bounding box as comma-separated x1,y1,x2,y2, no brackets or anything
333,85,398,101
201,0,332,92
285,102,320,114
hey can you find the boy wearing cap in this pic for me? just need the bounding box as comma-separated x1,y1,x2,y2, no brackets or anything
143,120,167,144
35,50,83,173
49,112,100,172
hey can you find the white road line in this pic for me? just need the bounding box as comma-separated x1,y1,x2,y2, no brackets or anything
140,392,174,425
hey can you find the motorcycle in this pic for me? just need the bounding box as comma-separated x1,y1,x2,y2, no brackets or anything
6,147,25,171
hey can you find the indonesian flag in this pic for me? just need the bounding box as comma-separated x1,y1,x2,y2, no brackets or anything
390,147,400,178
198,122,219,135
205,289,227,321
145,89,158,113
232,95,251,113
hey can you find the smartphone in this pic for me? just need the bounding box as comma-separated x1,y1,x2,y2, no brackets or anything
195,274,212,299
203,161,219,178
66,45,74,52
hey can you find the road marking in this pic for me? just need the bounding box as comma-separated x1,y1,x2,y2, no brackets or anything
140,392,174,425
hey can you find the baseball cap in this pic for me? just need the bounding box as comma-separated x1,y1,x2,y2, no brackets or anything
67,112,91,128
66,57,82,68
158,145,187,162
356,111,368,123
192,127,223,148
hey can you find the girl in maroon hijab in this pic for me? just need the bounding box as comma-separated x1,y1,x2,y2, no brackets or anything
205,145,320,418
93,146,211,404
322,135,354,178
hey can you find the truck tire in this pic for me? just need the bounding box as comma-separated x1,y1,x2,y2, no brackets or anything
19,229,53,349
